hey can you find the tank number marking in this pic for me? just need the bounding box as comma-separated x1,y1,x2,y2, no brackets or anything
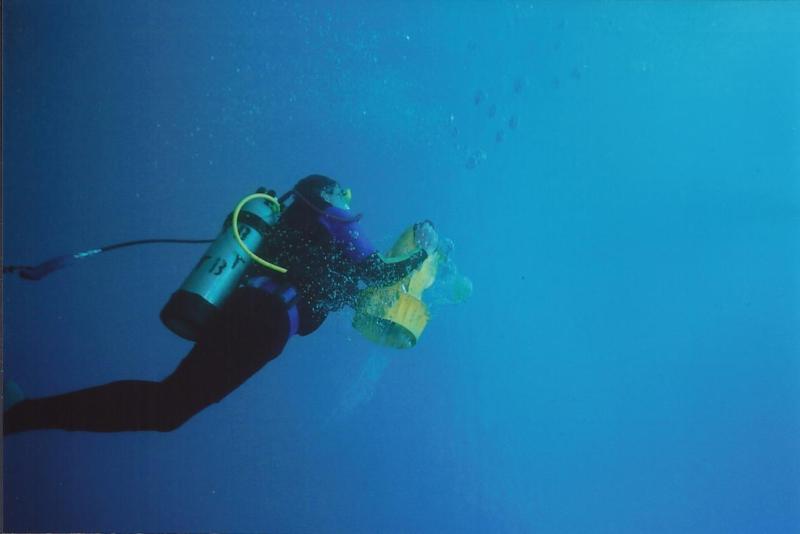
195,255,213,269
194,254,248,276
232,254,246,270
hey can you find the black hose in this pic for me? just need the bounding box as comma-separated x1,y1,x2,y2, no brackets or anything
3,237,214,281
100,238,214,252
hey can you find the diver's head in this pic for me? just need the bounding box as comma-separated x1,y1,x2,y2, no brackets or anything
294,174,352,211
321,183,352,210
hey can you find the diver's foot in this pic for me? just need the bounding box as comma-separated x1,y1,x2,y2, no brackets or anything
4,379,25,411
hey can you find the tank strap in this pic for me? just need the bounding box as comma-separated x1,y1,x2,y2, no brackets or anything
224,210,274,237
247,276,300,337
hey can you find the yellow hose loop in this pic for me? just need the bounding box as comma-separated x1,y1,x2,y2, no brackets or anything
232,193,287,274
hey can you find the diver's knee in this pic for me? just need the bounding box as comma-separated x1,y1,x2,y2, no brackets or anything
155,415,188,432
154,405,199,432
152,385,211,432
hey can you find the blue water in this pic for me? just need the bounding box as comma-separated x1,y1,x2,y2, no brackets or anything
3,2,799,532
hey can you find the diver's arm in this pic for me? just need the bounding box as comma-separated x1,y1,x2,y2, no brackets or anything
358,249,428,287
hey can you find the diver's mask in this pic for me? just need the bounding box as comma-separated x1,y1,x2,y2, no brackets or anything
321,184,352,210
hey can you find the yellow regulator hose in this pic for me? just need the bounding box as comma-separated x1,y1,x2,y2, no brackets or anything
232,193,287,274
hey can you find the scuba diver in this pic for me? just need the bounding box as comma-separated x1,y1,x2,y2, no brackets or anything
4,175,437,434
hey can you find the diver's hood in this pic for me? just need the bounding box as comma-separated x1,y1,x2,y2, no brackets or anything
291,174,338,210
281,175,362,223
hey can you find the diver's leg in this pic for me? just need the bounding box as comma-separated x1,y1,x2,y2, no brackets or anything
3,287,290,434
4,379,185,433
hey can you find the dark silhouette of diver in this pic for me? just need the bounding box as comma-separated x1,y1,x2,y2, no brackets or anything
4,175,436,434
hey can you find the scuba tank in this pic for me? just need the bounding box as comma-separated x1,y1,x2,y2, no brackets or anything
160,187,284,341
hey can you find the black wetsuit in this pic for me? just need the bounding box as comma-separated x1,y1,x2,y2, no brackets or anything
4,198,425,434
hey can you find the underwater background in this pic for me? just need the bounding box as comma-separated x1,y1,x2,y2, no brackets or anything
3,1,799,532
